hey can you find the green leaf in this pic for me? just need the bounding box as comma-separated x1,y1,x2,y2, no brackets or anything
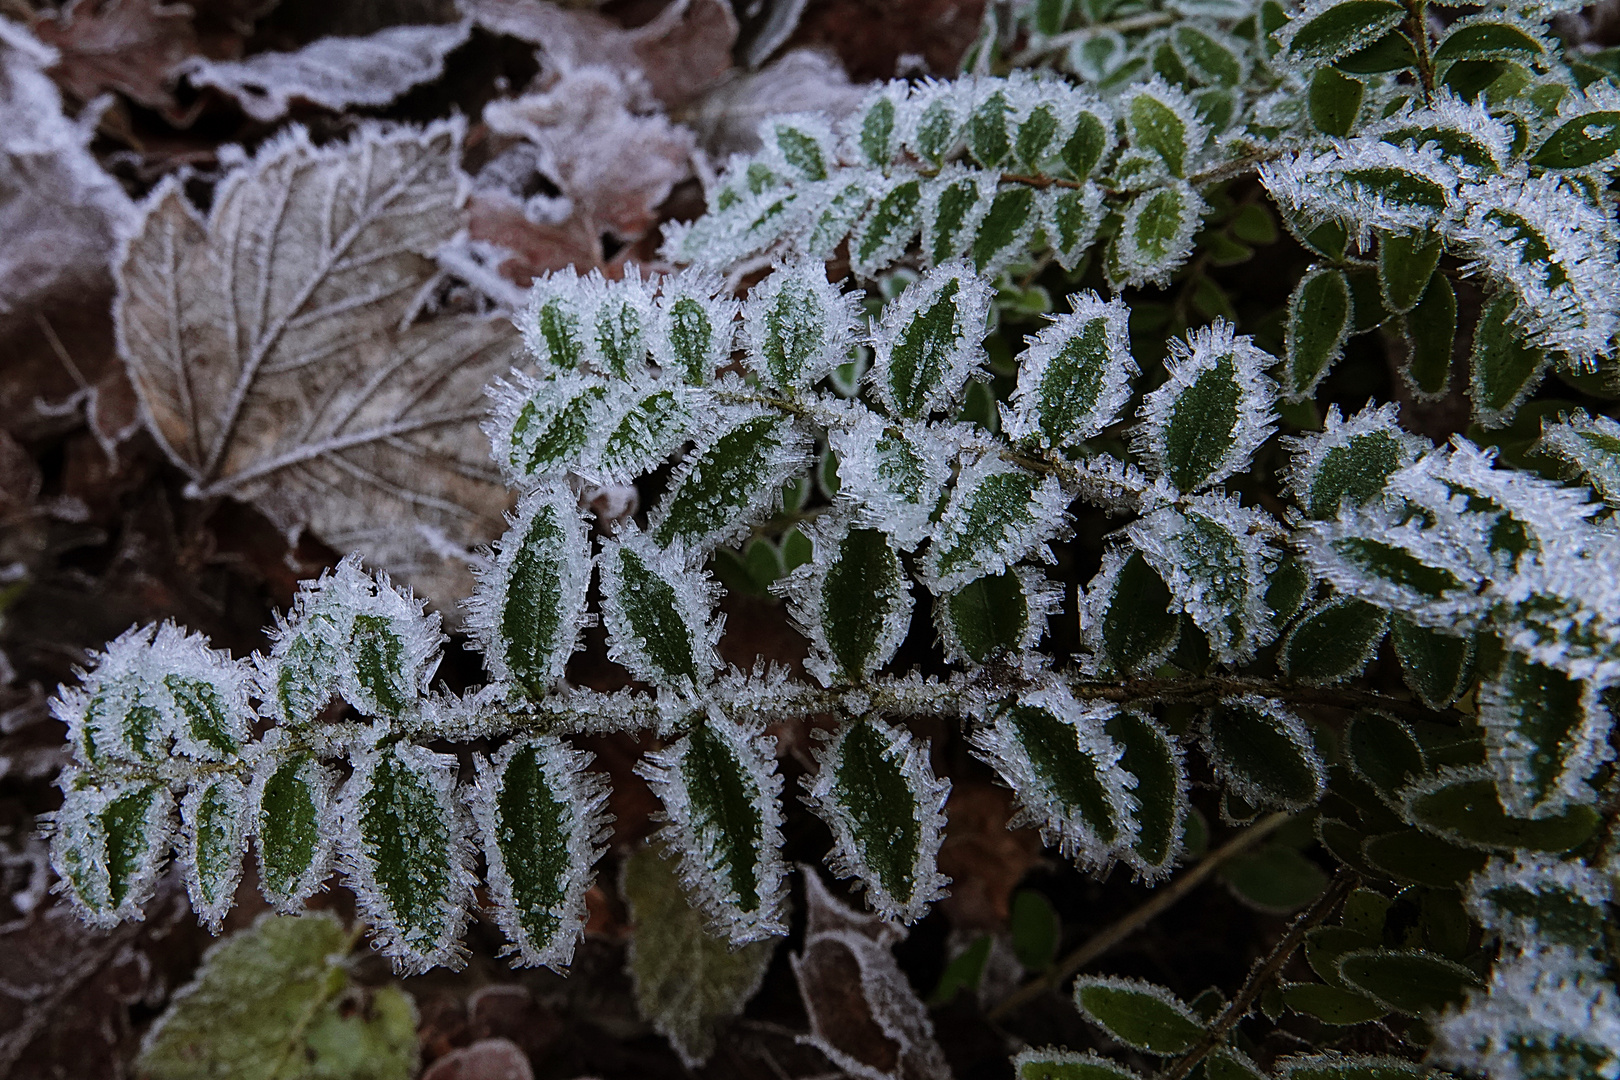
1206,1048,1269,1080
1223,844,1330,912
1072,975,1207,1055
1011,889,1060,971
1277,1053,1431,1079
1391,619,1476,711
923,456,1067,593
787,521,912,684
651,410,807,550
1285,267,1353,400
1378,231,1443,314
769,117,830,181
253,752,334,911
597,531,719,689
1281,596,1388,685
1202,696,1326,810
1334,29,1418,73
1469,854,1610,949
872,263,992,419
1470,294,1548,429
1336,948,1482,1015
1291,410,1415,521
51,778,175,928
858,92,899,166
929,934,993,1004
470,486,591,700
1282,982,1388,1025
1537,408,1620,506
342,741,473,973
1362,828,1488,888
473,736,609,971
1060,113,1113,181
1085,548,1180,676
1174,25,1244,85
852,177,924,274
1129,498,1274,663
137,912,418,1080
923,169,991,266
1283,0,1407,66
1003,292,1136,451
1404,768,1602,852
1016,103,1063,170
181,775,249,932
1346,710,1426,802
653,287,733,384
806,717,950,924
622,845,776,1068
1530,109,1620,170
1401,273,1456,399
968,90,1012,168
971,185,1039,273
1309,67,1365,136
744,261,855,391
1266,553,1314,629
937,569,1045,665
1108,710,1187,876
1477,650,1606,817
525,287,587,370
1113,181,1206,287
597,383,697,482
977,688,1136,867
1013,1049,1145,1080
1136,322,1276,494
1045,184,1105,270
1124,84,1199,177
1433,19,1546,64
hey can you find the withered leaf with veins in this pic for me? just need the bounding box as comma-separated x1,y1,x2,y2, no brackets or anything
114,119,519,608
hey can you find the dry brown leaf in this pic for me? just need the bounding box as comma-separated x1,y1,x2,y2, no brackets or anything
936,781,1042,932
792,870,954,1080
181,19,471,121
465,190,600,287
482,66,693,240
687,47,866,159
460,0,737,107
32,0,199,109
0,22,135,332
114,119,518,608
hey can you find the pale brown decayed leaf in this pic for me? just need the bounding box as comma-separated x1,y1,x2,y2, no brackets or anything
792,870,954,1080
32,0,199,109
114,119,518,607
0,22,135,328
688,48,866,159
181,20,472,121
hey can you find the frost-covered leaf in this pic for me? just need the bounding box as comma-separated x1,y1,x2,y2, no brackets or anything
1043,182,1106,269
1529,87,1620,173
1538,409,1620,507
1276,0,1408,67
649,406,810,550
137,911,418,1080
1477,650,1612,819
973,686,1137,870
622,844,776,1069
921,455,1068,594
181,22,471,122
1378,231,1442,314
937,567,1058,665
850,175,924,276
1346,710,1426,806
1281,596,1389,685
49,775,175,929
1012,1048,1144,1080
1134,320,1276,494
597,528,721,690
1128,496,1277,663
339,738,474,974
1072,975,1207,1055
1275,1052,1432,1080
826,411,954,549
764,113,836,182
485,370,615,484
804,718,950,924
637,711,788,943
743,260,858,392
1467,853,1611,951
1111,181,1208,289
1201,695,1326,811
1122,80,1207,178
850,82,904,167
471,736,610,971
32,0,196,111
1403,767,1602,852
180,775,249,933
971,184,1042,274
1391,616,1476,710
467,485,592,700
1309,67,1365,137
252,749,337,912
1296,505,1488,625
921,167,994,267
792,868,952,1080
779,517,911,686
1401,273,1456,399
115,121,517,607
521,272,591,370
870,260,993,420
1082,547,1181,675
1431,953,1620,1080
652,271,737,384
1285,267,1352,400
1284,403,1422,521
1107,710,1188,878
1002,292,1136,451
1261,140,1456,243
54,622,254,765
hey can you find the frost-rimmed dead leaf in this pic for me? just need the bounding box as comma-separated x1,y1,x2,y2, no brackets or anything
460,0,737,108
32,0,200,110
181,20,472,121
792,868,953,1080
0,21,135,327
687,48,866,159
114,118,518,608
